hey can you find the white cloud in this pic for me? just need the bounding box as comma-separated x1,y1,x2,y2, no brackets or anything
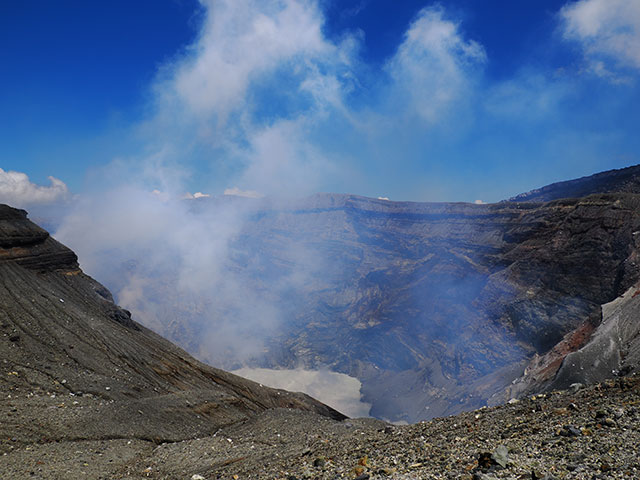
146,1,488,201
386,6,486,122
147,0,357,198
184,191,211,199
560,0,640,75
0,168,70,208
223,187,263,198
165,0,342,122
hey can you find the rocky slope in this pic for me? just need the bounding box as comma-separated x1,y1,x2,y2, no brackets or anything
4,369,640,478
0,204,344,477
148,376,640,480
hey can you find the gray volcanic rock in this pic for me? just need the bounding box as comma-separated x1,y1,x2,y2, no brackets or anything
490,280,640,404
550,282,640,388
4,373,640,479
0,204,344,453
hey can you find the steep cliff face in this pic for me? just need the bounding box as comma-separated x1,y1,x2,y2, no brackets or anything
233,193,640,421
0,204,344,450
107,183,640,422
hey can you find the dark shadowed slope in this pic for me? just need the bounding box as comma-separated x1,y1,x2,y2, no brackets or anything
508,164,640,202
0,203,344,456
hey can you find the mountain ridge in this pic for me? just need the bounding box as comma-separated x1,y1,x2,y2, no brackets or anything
508,164,640,202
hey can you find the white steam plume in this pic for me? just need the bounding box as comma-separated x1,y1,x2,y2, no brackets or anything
55,1,489,369
385,6,486,123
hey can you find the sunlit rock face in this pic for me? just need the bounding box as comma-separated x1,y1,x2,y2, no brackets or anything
101,166,640,422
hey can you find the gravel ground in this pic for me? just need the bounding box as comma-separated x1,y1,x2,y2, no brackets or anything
3,376,638,479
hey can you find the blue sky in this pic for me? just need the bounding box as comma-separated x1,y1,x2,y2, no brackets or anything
1,0,640,205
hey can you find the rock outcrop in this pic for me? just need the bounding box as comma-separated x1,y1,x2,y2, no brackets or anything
504,280,640,400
